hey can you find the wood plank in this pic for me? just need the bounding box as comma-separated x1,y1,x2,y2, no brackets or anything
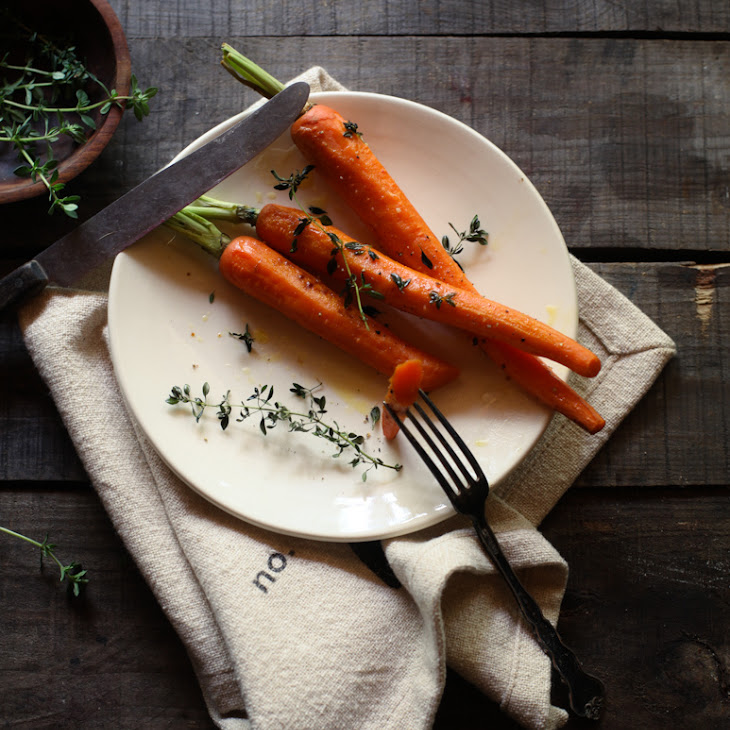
578,262,730,487
0,313,85,482
1,486,727,727
2,38,727,257
0,489,214,728
542,487,730,728
109,0,730,36
2,262,726,486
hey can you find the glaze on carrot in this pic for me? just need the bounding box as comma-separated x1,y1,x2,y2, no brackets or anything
387,359,424,408
218,235,459,391
294,110,605,429
292,118,606,430
252,204,601,378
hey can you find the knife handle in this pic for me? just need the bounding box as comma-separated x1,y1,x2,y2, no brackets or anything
0,261,49,312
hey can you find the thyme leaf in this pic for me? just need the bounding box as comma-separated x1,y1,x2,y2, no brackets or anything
309,206,332,225
343,120,362,138
390,273,411,291
429,290,457,309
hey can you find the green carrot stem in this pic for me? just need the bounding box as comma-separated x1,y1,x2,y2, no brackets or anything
220,44,286,99
184,194,259,226
164,209,231,258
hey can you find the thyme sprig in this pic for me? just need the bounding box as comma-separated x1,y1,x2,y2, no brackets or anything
166,382,401,480
0,526,88,596
270,166,375,328
271,166,315,198
0,11,156,216
441,215,489,265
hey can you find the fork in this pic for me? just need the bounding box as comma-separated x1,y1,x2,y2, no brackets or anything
384,390,604,720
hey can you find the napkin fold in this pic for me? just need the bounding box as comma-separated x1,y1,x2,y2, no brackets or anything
18,68,676,730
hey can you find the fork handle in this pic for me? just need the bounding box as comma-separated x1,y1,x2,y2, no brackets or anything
471,515,604,720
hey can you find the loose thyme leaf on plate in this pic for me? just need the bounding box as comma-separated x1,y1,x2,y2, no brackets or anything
229,325,255,352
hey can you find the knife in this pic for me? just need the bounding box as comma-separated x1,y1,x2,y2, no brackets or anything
0,81,310,312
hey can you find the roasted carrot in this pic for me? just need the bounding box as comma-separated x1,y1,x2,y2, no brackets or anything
382,359,423,440
289,113,608,430
479,339,605,434
251,204,601,378
381,407,401,441
290,104,473,288
218,46,605,432
222,44,468,287
221,44,468,286
218,235,459,391
386,359,424,408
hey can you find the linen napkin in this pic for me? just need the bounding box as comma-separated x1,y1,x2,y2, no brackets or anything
18,68,676,730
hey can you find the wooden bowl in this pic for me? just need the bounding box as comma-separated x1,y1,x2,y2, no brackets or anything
0,0,131,204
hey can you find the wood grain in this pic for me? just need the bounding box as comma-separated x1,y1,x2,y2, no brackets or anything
109,0,730,36
542,487,730,728
0,490,214,729
577,262,730,487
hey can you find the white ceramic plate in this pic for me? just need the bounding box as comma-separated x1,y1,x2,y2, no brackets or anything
108,91,577,542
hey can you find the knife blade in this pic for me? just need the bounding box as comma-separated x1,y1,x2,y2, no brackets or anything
0,81,310,311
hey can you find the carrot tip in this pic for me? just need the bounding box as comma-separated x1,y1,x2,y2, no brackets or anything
586,357,602,378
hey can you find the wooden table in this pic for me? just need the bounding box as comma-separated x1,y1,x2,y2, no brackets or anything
1,2,728,727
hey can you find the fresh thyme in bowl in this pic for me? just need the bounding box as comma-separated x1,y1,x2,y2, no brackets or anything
166,382,401,480
0,9,156,216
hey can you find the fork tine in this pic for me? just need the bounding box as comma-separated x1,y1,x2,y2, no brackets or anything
382,403,457,501
383,391,482,500
411,400,476,486
403,403,466,490
417,389,483,478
